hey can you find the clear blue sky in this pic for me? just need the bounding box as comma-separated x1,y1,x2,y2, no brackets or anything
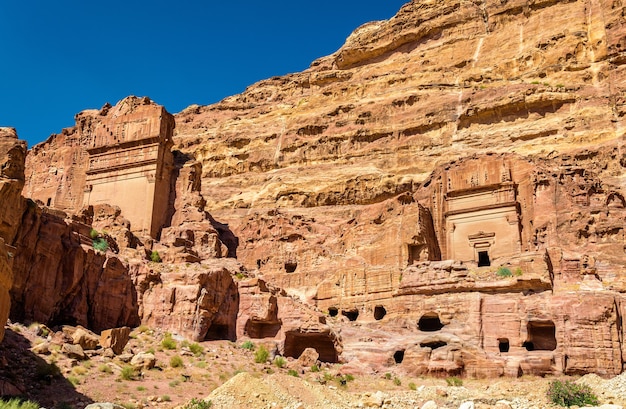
0,1,408,148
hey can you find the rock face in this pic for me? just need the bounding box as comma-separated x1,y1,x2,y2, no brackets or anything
14,0,626,378
0,128,27,343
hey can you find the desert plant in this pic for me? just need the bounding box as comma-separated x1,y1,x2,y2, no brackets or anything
287,369,299,377
0,400,41,409
273,356,286,368
496,266,512,277
547,380,599,407
384,372,392,380
189,343,204,356
409,382,417,390
161,335,177,350
393,377,401,386
89,228,99,239
241,340,255,350
150,250,161,263
183,398,212,409
120,365,135,381
254,345,269,363
310,364,320,372
445,376,463,386
35,361,60,380
170,355,184,368
99,364,113,374
92,237,108,252
67,376,80,385
137,386,146,391
161,395,171,402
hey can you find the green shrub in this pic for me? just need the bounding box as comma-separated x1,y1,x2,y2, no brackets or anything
393,377,401,386
515,267,523,276
67,375,80,386
120,365,135,381
409,382,417,390
273,356,286,368
384,372,392,380
547,380,599,407
161,395,171,402
161,335,177,350
310,364,320,372
0,400,42,409
445,376,463,386
254,345,269,363
496,266,512,277
150,250,161,263
35,361,60,380
189,343,204,356
92,237,108,252
170,355,184,368
344,374,355,382
89,228,99,239
241,340,254,350
183,398,212,409
287,369,299,377
99,364,113,374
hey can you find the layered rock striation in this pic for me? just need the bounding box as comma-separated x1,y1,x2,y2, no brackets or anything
15,0,626,377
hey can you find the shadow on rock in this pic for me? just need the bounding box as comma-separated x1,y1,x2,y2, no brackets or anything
0,328,93,408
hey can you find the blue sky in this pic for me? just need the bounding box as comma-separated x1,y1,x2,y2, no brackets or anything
0,1,408,147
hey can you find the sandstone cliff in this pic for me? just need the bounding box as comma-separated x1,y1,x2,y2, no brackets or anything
0,128,27,342
15,0,626,378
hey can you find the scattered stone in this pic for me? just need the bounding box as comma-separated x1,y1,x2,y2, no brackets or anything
458,402,474,409
31,341,50,355
99,327,131,355
130,352,156,370
421,401,438,409
72,326,100,350
84,403,126,409
297,348,319,368
61,343,86,360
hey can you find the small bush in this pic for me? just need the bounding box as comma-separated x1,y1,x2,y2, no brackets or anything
344,374,355,382
89,228,99,239
515,267,523,276
254,345,269,363
67,376,80,386
496,266,512,277
183,398,212,409
150,250,162,263
393,377,401,386
241,340,254,350
547,380,599,407
445,376,463,386
409,382,417,390
0,400,42,409
310,364,320,372
161,335,177,350
120,365,135,381
161,395,171,402
189,343,204,356
35,361,60,380
170,355,184,368
92,237,108,252
273,356,286,368
384,372,392,380
99,364,113,374
137,386,146,391
287,369,299,377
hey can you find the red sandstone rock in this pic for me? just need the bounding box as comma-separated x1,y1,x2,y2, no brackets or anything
100,327,131,355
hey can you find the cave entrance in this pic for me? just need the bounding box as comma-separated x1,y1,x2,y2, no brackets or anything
284,331,338,363
342,308,359,321
525,321,556,351
244,319,281,339
478,251,491,267
374,305,387,321
420,340,447,349
328,307,338,317
394,350,405,364
285,262,298,273
204,323,235,341
498,338,510,353
408,244,427,265
418,312,444,332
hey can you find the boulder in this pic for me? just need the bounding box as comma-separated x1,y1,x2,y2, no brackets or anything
72,326,100,350
130,352,156,370
100,327,131,355
62,343,86,360
297,348,319,368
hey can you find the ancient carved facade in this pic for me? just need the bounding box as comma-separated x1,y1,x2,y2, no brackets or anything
24,97,174,239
